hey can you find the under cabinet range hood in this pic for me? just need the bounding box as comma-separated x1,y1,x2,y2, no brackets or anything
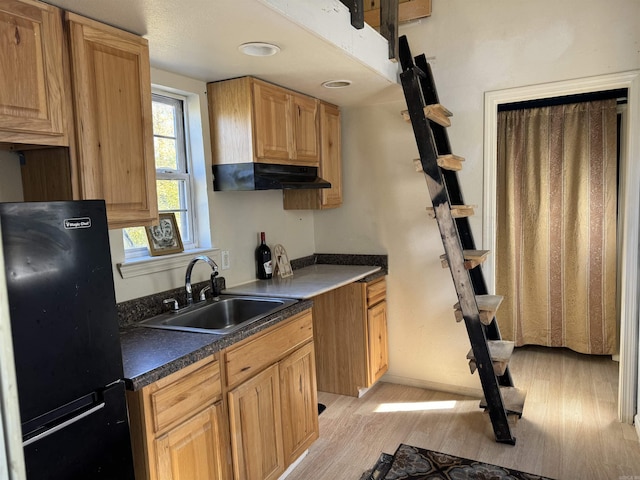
212,163,331,191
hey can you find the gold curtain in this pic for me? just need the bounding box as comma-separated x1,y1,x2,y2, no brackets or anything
496,99,618,355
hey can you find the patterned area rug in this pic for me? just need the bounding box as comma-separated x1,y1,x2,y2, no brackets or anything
360,444,554,480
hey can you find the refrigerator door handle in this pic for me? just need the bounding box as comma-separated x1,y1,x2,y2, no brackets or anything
23,402,106,447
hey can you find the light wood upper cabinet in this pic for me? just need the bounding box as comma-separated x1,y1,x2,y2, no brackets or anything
313,277,388,397
66,12,157,228
208,76,319,167
0,0,68,146
318,102,342,208
291,94,320,163
253,80,291,162
283,101,342,210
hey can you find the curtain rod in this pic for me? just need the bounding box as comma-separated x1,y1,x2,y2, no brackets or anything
498,88,628,112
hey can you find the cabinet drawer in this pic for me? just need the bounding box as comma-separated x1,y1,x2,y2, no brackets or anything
366,277,386,307
226,309,313,388
150,359,221,433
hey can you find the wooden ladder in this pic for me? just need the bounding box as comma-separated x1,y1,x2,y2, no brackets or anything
398,35,526,445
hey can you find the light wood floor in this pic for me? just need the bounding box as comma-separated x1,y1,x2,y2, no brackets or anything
285,346,640,480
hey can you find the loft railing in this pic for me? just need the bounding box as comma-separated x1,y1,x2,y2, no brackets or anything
339,0,365,29
339,0,432,60
339,0,398,59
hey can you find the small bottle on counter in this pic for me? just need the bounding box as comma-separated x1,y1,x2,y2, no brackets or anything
255,231,273,280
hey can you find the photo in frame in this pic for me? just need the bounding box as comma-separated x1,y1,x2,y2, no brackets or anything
146,213,184,256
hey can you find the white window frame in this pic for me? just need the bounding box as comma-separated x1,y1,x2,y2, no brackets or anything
154,92,197,249
124,91,198,259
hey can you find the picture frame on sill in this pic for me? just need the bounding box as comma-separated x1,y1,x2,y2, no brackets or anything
146,213,184,256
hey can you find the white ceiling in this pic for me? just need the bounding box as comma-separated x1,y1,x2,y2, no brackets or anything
45,0,404,106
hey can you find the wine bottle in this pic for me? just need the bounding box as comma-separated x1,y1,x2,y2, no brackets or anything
255,231,273,280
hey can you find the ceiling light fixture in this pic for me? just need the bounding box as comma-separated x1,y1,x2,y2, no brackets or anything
321,79,353,89
239,42,281,57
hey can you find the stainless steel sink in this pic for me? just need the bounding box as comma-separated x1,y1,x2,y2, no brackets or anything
138,295,298,335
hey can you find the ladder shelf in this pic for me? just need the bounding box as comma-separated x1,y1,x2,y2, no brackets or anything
398,35,525,445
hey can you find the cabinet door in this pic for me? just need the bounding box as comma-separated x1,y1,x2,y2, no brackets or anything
0,0,67,145
155,402,229,480
253,81,291,163
67,13,158,229
279,342,319,465
291,94,319,165
228,364,284,480
312,283,368,396
367,301,389,385
319,102,342,208
282,101,341,210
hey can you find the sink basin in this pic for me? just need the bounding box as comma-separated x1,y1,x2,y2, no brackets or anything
138,295,298,335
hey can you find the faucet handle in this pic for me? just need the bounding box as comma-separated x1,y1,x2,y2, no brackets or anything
163,298,179,312
211,273,222,298
199,286,211,301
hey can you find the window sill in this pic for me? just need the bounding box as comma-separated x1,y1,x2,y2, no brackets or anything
117,248,219,279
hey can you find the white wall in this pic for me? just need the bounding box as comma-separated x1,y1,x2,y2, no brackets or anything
315,0,640,394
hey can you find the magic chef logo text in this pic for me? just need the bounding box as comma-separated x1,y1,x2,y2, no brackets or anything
64,217,92,229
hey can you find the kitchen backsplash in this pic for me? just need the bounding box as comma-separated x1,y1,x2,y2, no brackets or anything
290,253,388,271
117,277,226,328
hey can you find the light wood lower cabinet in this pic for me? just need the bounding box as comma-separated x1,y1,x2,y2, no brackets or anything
313,276,388,396
367,300,389,386
279,342,318,465
228,364,284,480
127,355,232,480
225,309,318,480
155,402,228,480
127,309,318,480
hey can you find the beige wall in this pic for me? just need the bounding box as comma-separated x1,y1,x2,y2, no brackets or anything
315,0,640,394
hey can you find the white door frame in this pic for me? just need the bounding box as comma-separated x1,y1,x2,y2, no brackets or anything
483,70,640,425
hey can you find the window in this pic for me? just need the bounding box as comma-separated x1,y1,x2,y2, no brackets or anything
123,93,196,257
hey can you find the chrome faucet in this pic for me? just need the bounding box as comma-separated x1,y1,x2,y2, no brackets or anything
185,255,219,306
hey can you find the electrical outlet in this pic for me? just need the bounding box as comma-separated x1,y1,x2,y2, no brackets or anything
221,250,230,270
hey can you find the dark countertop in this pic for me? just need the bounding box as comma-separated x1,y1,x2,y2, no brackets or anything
121,299,313,390
119,253,388,391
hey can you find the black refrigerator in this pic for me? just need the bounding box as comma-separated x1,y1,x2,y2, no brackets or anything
0,200,135,479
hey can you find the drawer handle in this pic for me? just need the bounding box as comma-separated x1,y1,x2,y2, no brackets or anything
23,402,105,447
